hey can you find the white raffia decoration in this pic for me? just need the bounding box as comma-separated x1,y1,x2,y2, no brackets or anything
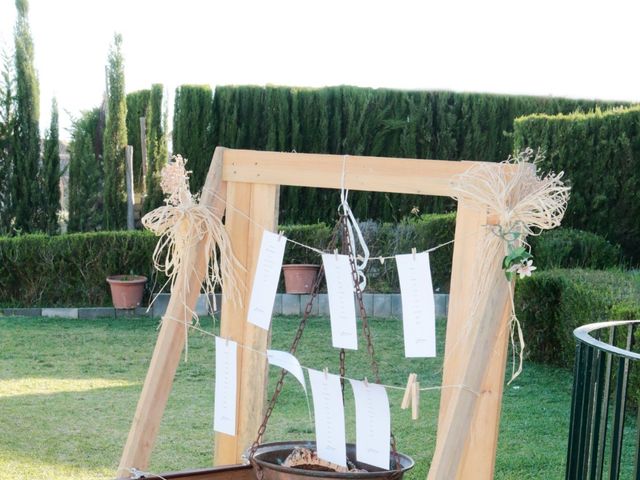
142,155,243,339
451,148,570,382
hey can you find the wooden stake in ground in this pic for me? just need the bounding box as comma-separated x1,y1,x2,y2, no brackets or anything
125,145,134,230
139,117,148,197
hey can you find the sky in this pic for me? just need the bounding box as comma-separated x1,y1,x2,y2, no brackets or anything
1,0,639,140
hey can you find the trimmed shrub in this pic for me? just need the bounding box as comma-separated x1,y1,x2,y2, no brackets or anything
514,106,640,263
515,269,640,367
0,231,159,307
281,214,455,292
530,228,623,270
172,85,214,194
191,84,623,223
0,215,456,307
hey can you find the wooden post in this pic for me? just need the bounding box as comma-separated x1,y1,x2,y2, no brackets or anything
116,148,227,478
213,181,279,464
140,117,148,197
125,145,135,230
427,197,514,480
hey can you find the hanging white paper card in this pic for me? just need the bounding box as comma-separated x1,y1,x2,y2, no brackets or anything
248,231,287,330
322,253,358,350
396,251,436,357
214,337,237,435
267,349,307,392
308,368,347,467
349,379,391,470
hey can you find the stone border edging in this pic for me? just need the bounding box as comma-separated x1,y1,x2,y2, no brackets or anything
0,293,449,319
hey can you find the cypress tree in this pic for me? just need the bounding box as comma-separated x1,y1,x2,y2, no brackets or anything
103,33,127,230
172,85,213,194
125,89,150,190
183,84,624,224
0,49,14,234
12,0,41,233
68,108,102,232
41,97,60,233
144,83,167,212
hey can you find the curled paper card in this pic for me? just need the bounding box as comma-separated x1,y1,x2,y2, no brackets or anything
213,337,237,436
322,253,358,350
267,349,307,392
396,251,436,357
308,368,347,467
349,379,391,470
248,231,287,330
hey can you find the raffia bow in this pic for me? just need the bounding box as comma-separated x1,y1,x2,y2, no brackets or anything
142,155,242,356
451,148,570,382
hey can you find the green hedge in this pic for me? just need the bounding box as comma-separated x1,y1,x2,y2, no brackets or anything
173,85,620,224
0,231,159,307
515,269,640,368
514,106,640,263
172,85,214,194
530,227,623,270
0,214,456,307
281,213,456,292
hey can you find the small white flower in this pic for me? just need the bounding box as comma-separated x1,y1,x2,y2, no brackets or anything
516,259,536,279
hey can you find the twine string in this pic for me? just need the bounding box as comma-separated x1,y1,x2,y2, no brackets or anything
162,314,481,397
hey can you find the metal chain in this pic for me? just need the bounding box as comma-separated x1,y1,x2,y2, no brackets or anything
340,215,402,472
340,216,381,383
249,215,401,475
248,220,342,462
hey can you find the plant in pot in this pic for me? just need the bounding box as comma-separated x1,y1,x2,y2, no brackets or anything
106,273,147,309
282,261,320,294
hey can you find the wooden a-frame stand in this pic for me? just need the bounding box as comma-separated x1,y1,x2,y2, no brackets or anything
116,147,516,480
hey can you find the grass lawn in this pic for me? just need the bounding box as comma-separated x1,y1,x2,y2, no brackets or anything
0,315,572,479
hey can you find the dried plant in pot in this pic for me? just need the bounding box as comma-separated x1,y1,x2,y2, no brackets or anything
106,274,147,309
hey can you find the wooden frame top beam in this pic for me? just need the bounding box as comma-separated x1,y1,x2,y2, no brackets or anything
222,149,497,197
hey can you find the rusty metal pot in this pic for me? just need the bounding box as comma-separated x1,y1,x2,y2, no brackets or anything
251,441,414,480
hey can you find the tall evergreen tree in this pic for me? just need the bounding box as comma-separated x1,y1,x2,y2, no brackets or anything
12,0,40,233
172,85,213,193
0,49,15,234
125,89,150,190
68,108,102,232
102,33,127,230
41,97,60,233
143,83,166,212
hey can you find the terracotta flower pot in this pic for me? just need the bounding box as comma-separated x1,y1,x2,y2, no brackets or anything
106,275,147,309
282,264,320,294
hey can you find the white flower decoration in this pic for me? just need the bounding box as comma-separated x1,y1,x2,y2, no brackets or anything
515,259,536,279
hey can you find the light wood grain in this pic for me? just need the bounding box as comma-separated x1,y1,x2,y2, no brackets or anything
427,207,514,479
117,147,227,478
222,149,489,197
213,181,279,464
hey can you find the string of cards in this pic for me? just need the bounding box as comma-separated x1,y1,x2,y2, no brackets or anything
214,230,436,469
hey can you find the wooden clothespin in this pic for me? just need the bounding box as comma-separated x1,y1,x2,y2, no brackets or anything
401,373,420,420
364,377,369,387
401,373,417,409
411,247,417,261
334,248,339,260
412,380,420,420
278,230,284,241
323,367,329,380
